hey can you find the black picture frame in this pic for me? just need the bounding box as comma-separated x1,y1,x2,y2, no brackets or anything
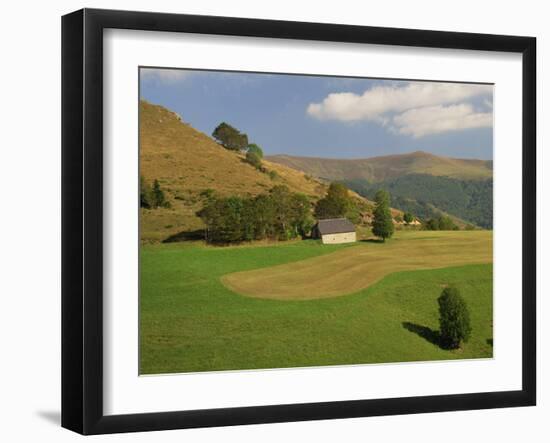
61,8,536,435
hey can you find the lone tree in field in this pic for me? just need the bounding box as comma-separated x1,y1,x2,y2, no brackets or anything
212,122,249,151
438,286,472,349
372,189,394,241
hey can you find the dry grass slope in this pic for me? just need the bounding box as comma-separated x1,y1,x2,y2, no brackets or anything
140,100,328,242
139,100,393,242
222,230,493,300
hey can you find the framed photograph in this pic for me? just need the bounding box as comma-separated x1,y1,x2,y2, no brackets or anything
62,8,536,435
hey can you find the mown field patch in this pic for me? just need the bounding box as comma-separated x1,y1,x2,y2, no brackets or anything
222,230,492,300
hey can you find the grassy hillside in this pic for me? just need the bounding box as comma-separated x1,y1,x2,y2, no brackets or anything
140,100,400,242
140,100,329,242
266,151,493,182
140,231,493,374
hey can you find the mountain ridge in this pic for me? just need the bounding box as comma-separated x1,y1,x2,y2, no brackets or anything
266,151,492,182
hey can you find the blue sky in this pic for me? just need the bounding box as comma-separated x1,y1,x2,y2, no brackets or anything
140,68,493,160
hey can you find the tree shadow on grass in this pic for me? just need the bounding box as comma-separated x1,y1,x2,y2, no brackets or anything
402,322,443,348
163,229,205,243
360,238,385,244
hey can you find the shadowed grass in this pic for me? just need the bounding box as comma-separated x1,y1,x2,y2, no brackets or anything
402,322,441,347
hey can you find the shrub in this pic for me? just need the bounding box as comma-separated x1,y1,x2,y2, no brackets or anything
268,170,279,180
199,188,216,200
438,215,457,230
424,218,439,230
245,151,262,169
140,175,151,209
246,143,264,159
438,286,472,349
424,216,458,231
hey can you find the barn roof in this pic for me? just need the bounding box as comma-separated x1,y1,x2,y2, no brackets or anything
317,218,356,235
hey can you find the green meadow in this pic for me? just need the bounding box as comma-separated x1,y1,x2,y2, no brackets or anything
140,231,493,374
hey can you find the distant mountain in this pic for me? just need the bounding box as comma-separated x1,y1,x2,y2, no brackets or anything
345,175,493,229
266,151,493,182
266,151,493,229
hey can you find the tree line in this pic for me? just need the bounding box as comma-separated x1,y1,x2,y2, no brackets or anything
197,185,314,243
423,215,459,231
196,181,400,244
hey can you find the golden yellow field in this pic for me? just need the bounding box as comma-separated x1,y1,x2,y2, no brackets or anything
222,230,493,300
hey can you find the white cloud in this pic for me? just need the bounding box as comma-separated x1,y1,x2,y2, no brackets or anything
392,104,493,138
306,82,493,137
307,82,492,121
140,68,191,83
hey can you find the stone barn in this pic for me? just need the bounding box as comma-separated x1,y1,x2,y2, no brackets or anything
313,218,356,244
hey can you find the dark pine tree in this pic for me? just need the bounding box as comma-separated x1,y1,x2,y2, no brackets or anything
151,179,169,208
372,189,394,241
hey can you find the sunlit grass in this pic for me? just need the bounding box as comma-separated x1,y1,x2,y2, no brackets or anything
223,230,492,300
140,231,492,374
